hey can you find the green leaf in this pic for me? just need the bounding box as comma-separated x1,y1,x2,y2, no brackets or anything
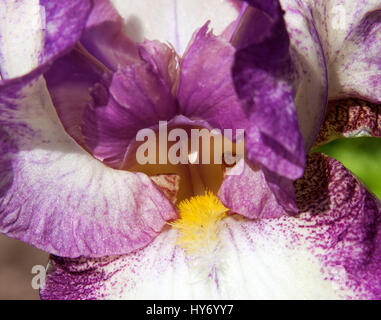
314,137,381,200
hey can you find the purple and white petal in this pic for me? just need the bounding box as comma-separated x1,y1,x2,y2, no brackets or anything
0,0,91,79
110,0,241,54
278,0,329,151
280,0,381,148
0,77,177,258
311,0,381,102
41,154,381,299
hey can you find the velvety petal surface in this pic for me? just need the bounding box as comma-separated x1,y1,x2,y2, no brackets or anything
0,77,177,258
0,0,91,79
110,0,241,54
41,154,381,299
80,0,139,71
82,41,178,166
177,23,249,135
315,99,381,148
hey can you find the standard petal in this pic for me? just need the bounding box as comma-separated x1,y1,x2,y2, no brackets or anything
80,0,140,71
232,0,305,179
231,1,306,212
82,41,178,166
278,0,329,151
0,0,91,79
0,77,177,258
315,98,381,148
41,154,381,299
280,0,381,147
44,45,111,147
177,23,249,135
110,0,241,54
311,0,381,102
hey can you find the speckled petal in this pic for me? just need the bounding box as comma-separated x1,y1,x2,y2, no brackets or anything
80,0,139,71
0,77,177,258
0,0,91,79
315,98,381,148
82,41,178,167
41,154,381,299
109,0,241,54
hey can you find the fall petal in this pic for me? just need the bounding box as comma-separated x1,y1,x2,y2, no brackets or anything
0,0,91,79
0,77,177,258
41,154,381,299
315,98,381,148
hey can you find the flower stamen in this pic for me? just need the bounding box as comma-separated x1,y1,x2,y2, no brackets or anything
169,191,228,255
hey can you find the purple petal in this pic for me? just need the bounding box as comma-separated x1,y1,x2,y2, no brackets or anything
218,159,286,219
177,23,249,136
0,0,91,79
316,99,381,147
40,154,381,299
82,41,178,166
44,45,111,147
0,77,177,258
231,1,306,212
80,0,140,71
233,1,305,179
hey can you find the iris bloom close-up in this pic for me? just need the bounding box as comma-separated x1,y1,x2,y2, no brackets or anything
0,0,380,300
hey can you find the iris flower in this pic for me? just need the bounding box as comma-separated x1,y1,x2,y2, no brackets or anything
0,0,380,300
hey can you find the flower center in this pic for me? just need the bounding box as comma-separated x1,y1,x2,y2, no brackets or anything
169,191,228,255
123,124,244,204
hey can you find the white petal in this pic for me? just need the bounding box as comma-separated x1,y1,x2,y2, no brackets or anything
0,0,43,78
110,0,240,54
